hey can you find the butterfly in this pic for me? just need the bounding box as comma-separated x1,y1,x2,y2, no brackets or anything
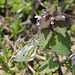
15,38,39,62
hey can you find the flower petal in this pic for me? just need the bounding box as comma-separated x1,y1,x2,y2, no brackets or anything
73,61,75,65
0,52,3,56
62,15,65,20
50,17,54,21
35,15,41,20
51,21,54,24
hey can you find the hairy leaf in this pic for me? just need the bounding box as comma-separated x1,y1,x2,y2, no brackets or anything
53,21,66,37
38,57,59,73
49,33,71,56
38,29,53,50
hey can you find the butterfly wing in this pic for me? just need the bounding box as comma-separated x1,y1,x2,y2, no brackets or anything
15,38,38,62
24,44,37,62
15,43,30,62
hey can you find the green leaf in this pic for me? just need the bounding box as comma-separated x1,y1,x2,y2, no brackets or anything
33,73,39,75
10,19,24,38
71,25,75,31
72,65,75,70
44,53,50,59
17,62,25,70
53,21,66,37
10,66,17,71
34,64,39,69
0,26,4,33
16,28,24,34
65,0,73,4
38,29,53,50
38,57,59,73
49,33,71,56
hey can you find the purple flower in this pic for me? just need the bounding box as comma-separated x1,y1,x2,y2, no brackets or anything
73,61,75,65
37,22,40,28
0,52,3,56
51,21,54,24
42,11,48,18
50,17,54,24
50,17,54,21
72,56,75,60
71,55,75,66
35,15,42,22
62,15,65,20
44,11,47,14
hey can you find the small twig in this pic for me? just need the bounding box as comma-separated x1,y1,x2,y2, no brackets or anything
63,13,75,19
38,0,46,8
4,25,12,33
35,54,46,60
14,2,32,19
55,54,63,75
4,35,17,63
60,58,70,65
27,63,36,73
4,35,15,50
19,0,28,5
47,0,50,6
16,2,32,14
5,0,8,18
58,67,63,75
8,35,27,63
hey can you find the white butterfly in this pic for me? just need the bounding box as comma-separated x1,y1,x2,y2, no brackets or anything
15,38,39,62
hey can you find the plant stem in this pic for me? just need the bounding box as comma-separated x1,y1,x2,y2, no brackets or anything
47,0,50,6
5,0,8,18
73,70,75,75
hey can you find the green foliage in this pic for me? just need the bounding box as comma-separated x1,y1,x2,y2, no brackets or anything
54,21,66,37
71,25,75,31
34,64,39,69
64,0,73,4
44,1,47,5
2,47,12,62
0,26,4,33
64,60,72,74
38,29,53,50
23,5,32,14
33,73,39,75
7,17,12,25
59,0,74,12
9,66,17,72
49,33,71,56
44,0,58,6
17,62,25,70
0,26,4,45
0,0,74,74
44,53,50,60
38,57,59,73
71,25,75,35
38,9,44,16
9,19,24,38
48,73,52,75
0,46,26,74
49,0,58,5
72,65,75,70
0,0,32,16
0,55,10,72
0,0,5,13
48,72,59,75
8,0,24,13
